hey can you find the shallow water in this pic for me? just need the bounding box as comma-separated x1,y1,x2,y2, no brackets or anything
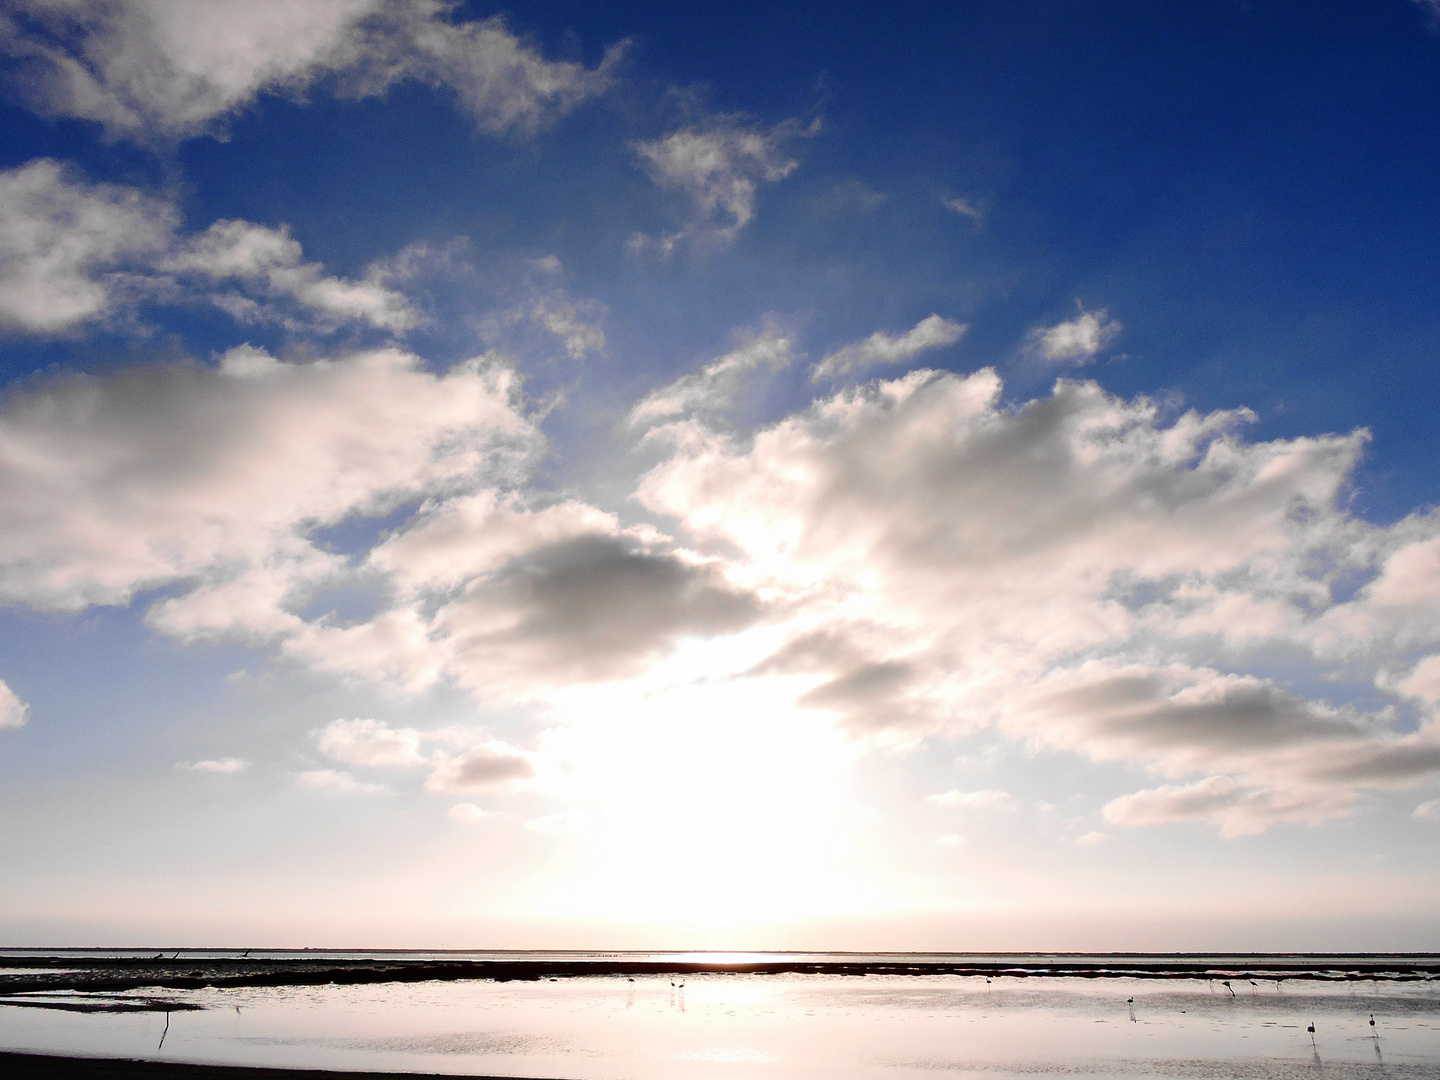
2,973,1437,1078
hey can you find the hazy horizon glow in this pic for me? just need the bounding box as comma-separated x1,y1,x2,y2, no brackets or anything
2,0,1440,951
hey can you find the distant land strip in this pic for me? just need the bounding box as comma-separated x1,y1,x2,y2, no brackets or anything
3,954,1439,996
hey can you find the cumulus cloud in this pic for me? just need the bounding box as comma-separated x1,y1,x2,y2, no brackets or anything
314,718,426,767
416,532,760,696
312,717,536,795
177,757,250,773
0,159,416,333
9,302,1440,836
927,789,1016,811
630,116,815,254
635,364,1440,830
0,0,622,142
1102,776,1357,838
0,678,29,730
0,159,175,332
627,323,795,426
424,742,534,794
162,219,417,331
296,768,388,795
1026,307,1122,364
0,346,536,620
811,315,966,381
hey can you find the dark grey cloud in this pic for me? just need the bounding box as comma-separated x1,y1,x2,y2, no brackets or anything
441,533,763,688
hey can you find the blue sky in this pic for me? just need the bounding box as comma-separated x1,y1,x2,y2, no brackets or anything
2,0,1440,949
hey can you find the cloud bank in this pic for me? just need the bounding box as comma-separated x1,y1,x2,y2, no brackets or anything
4,312,1440,836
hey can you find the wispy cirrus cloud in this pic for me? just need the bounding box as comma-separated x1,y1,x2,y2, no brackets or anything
942,194,983,221
627,322,796,426
629,115,817,255
811,314,965,382
0,0,624,143
296,768,389,795
927,789,1017,811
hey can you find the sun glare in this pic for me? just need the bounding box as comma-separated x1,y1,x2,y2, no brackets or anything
511,645,899,929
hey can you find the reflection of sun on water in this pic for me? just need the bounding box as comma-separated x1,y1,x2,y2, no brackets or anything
513,632,904,931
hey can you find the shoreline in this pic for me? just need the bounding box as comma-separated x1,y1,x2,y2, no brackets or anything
3,954,1439,998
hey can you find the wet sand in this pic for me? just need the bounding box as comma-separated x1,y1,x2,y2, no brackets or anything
4,957,1437,1079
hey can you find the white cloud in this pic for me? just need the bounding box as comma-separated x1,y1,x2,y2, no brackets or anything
163,219,417,331
1074,831,1106,845
0,678,30,731
313,717,536,797
314,718,426,767
630,116,815,253
627,324,795,426
934,833,967,846
0,159,416,333
811,315,966,381
634,364,1440,832
296,768,389,795
942,195,983,221
1026,307,1122,364
0,159,175,332
177,757,250,773
448,802,491,823
9,306,1440,838
1,0,621,142
927,789,1016,811
0,346,537,623
1102,776,1356,838
425,741,534,794
1414,799,1440,821
529,295,605,360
